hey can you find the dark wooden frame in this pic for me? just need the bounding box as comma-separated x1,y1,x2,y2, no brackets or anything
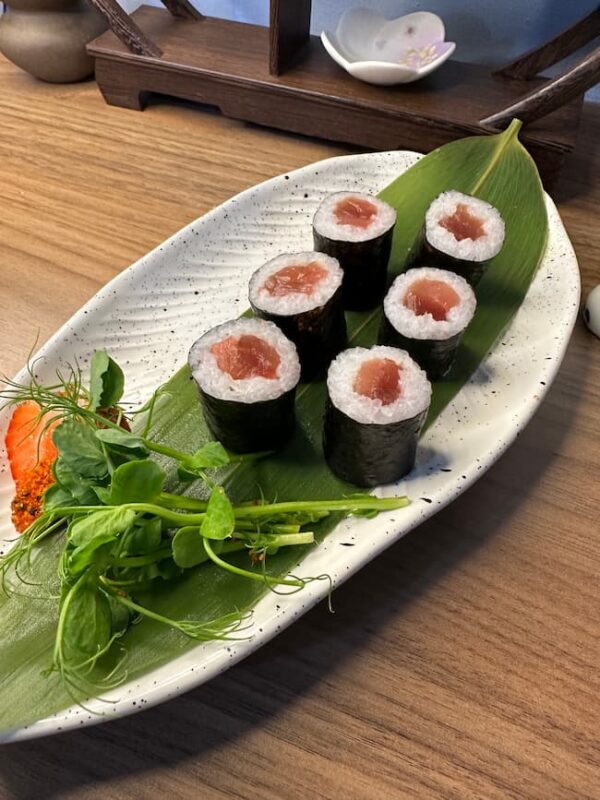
86,0,600,184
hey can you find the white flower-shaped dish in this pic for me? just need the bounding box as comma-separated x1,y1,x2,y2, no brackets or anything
321,7,456,86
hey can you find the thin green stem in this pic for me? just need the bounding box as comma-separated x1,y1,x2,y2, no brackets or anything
232,496,410,518
235,531,314,548
100,579,248,640
100,583,181,627
202,538,304,588
170,539,247,570
235,521,302,534
112,547,173,568
42,495,409,532
227,450,274,464
158,492,208,511
142,440,188,460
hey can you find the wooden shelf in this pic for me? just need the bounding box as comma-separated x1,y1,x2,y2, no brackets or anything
88,6,585,185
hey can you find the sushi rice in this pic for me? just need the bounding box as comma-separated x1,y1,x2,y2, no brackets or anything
425,190,505,262
188,317,300,403
327,346,431,425
248,252,343,316
384,267,476,342
313,192,397,244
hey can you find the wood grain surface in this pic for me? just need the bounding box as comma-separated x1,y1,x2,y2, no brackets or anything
0,55,598,800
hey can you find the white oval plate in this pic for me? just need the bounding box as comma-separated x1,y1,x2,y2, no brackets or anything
0,151,580,742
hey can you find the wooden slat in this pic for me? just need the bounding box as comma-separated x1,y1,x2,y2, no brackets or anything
481,47,600,128
495,6,600,79
269,0,312,75
159,0,203,21
88,0,162,57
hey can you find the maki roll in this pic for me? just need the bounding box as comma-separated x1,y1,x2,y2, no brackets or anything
417,190,505,286
188,318,300,453
248,252,347,380
323,346,431,487
381,267,476,380
313,192,397,311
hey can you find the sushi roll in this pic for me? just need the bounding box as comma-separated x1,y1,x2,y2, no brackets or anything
323,346,431,487
417,190,505,286
248,252,347,380
381,267,476,380
188,318,301,453
313,192,397,311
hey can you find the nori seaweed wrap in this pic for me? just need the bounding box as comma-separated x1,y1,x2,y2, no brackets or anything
188,318,301,453
380,267,476,381
200,391,297,454
323,346,431,487
313,192,396,311
249,252,347,381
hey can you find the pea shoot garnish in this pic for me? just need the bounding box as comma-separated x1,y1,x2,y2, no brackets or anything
0,351,409,703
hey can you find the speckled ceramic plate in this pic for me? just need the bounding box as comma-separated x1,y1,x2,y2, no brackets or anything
0,151,580,742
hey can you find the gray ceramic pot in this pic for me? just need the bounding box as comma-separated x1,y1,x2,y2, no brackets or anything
0,0,108,83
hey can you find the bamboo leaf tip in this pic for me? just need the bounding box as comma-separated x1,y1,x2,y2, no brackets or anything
506,118,523,139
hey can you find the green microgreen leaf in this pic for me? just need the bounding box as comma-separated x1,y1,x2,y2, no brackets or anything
171,526,206,568
94,428,149,460
177,442,230,480
119,517,163,556
68,507,137,549
105,460,166,506
51,573,126,698
53,420,109,482
107,592,134,636
188,442,230,469
66,507,137,577
44,482,81,511
171,527,244,569
89,350,125,411
200,487,235,541
60,575,112,662
52,459,104,508
176,465,203,483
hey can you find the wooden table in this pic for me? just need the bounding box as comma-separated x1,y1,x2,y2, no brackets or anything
0,55,598,799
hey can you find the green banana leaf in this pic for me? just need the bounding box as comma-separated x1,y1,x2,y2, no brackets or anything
0,120,548,732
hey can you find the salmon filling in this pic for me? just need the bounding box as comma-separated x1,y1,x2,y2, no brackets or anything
439,203,486,242
263,262,328,297
211,335,280,380
403,278,460,322
334,196,378,229
353,358,402,405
